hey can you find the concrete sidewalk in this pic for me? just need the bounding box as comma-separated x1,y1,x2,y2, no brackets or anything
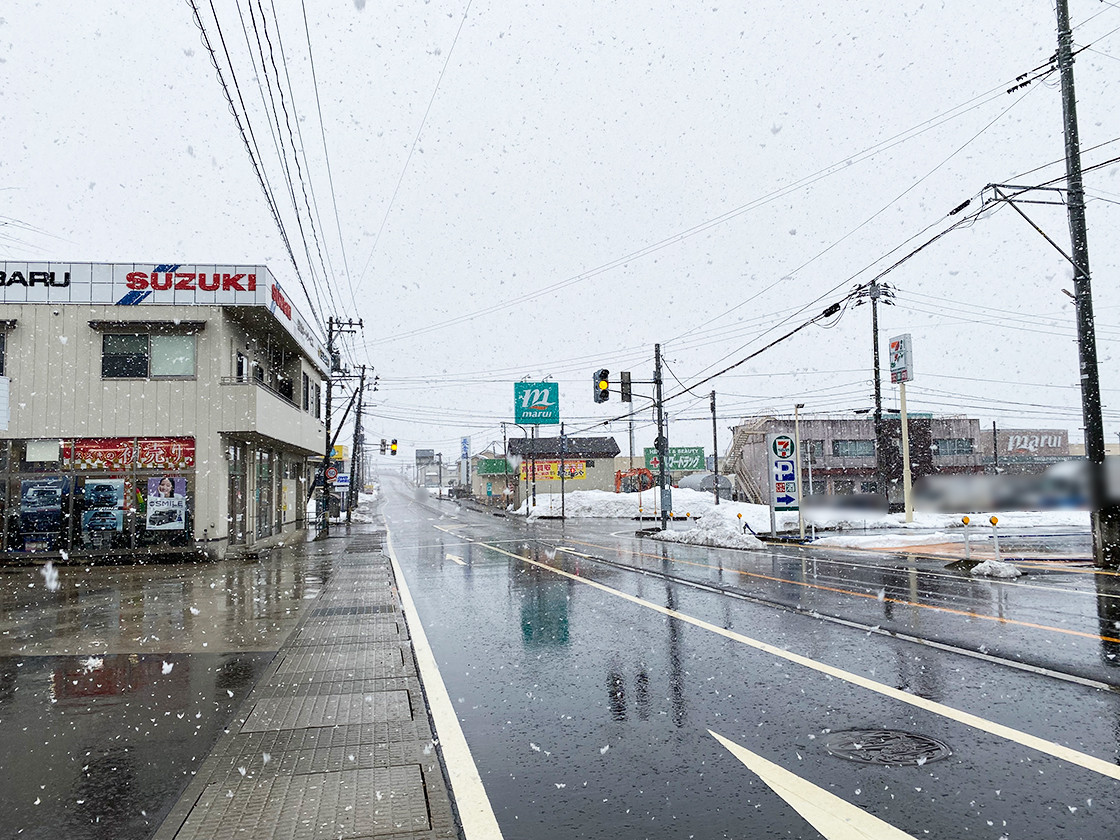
153,527,461,840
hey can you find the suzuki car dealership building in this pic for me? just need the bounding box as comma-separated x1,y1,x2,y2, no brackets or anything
0,262,328,561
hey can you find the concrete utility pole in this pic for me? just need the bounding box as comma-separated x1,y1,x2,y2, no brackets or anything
346,365,366,524
855,279,894,505
654,344,670,531
1055,0,1120,568
321,317,362,538
710,391,719,505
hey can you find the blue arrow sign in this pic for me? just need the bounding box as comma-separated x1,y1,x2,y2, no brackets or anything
776,494,797,506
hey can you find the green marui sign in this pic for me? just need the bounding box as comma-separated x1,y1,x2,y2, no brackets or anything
644,446,706,472
514,381,560,425
477,458,514,476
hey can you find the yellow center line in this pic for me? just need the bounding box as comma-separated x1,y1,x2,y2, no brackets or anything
478,540,1120,782
559,538,1120,646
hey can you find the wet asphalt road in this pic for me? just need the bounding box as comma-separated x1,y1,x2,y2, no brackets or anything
383,477,1120,840
0,543,335,839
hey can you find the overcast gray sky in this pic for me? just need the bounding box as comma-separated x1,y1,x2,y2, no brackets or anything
4,1,1120,460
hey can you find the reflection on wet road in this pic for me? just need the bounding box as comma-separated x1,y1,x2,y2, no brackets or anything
385,478,1120,839
0,544,333,839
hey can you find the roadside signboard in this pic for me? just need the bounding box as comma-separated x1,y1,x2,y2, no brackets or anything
335,473,350,487
889,333,913,383
477,458,513,475
643,446,705,472
767,433,798,512
415,449,435,466
514,381,560,425
519,461,586,481
460,437,470,484
325,466,338,481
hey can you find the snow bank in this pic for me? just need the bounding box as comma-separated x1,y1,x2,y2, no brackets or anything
652,515,764,550
813,532,961,549
970,559,1023,578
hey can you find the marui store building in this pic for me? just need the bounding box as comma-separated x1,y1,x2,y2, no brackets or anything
0,262,328,561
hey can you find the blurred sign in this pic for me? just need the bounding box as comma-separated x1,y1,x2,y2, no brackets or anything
514,381,560,425
477,458,513,475
331,444,349,460
889,333,913,383
519,460,586,481
767,433,798,511
644,446,705,471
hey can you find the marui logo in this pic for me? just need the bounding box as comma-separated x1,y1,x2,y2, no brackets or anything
520,388,554,410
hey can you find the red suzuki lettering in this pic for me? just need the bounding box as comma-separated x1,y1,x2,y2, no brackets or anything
150,272,173,291
198,273,219,291
222,273,246,291
126,271,150,290
174,273,197,290
271,284,292,319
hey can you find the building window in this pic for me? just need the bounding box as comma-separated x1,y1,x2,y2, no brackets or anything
102,334,195,378
313,383,321,419
832,439,875,457
934,438,973,456
860,481,878,494
236,351,248,381
804,439,824,460
302,373,310,411
0,331,6,375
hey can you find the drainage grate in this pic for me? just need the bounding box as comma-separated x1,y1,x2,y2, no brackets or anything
310,604,395,616
823,730,952,766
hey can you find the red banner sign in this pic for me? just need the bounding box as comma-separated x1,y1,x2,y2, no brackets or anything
64,437,195,471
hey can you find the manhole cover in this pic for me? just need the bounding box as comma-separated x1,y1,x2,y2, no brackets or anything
823,730,952,766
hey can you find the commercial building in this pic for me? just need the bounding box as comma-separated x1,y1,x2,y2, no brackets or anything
0,262,328,561
474,436,621,507
726,414,983,505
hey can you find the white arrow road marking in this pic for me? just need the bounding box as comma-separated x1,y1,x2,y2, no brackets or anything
709,730,917,840
446,553,466,566
478,541,1120,781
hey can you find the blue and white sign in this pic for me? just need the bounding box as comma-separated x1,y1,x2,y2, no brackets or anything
460,437,471,484
767,433,799,512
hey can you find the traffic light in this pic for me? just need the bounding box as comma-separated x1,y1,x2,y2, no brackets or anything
620,371,632,403
594,369,610,403
380,438,387,454
390,439,398,456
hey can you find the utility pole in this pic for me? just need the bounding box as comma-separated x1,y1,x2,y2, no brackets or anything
654,344,670,530
321,316,362,538
855,279,894,506
1055,0,1119,568
710,391,719,505
346,365,366,524
560,422,566,520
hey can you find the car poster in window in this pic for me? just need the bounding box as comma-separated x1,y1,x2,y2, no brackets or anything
19,478,67,550
146,476,187,530
82,478,125,534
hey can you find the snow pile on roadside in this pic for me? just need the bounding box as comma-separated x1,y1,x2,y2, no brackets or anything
970,559,1023,578
813,532,961,549
652,515,764,550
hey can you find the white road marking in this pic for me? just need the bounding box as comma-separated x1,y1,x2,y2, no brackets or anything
433,524,474,541
446,553,466,566
387,532,504,840
710,730,918,839
481,542,1120,782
